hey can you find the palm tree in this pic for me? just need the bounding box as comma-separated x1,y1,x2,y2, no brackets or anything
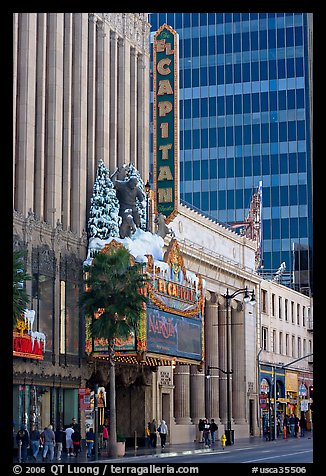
79,245,149,457
13,249,31,328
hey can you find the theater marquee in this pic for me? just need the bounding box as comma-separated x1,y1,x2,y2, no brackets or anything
153,24,179,224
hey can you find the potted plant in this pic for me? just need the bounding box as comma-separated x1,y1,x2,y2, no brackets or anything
116,435,126,457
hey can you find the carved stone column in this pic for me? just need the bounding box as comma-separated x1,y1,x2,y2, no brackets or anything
205,297,221,422
173,364,191,424
218,299,228,426
190,364,205,423
232,302,247,424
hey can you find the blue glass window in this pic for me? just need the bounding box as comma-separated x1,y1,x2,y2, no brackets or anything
201,160,209,179
261,92,269,111
185,193,192,204
290,218,298,236
217,38,224,54
208,36,216,54
226,127,233,146
209,97,216,116
200,13,207,26
184,100,191,118
184,71,191,88
299,217,307,236
287,58,295,77
218,190,226,209
252,124,260,144
263,190,271,208
185,162,192,180
296,57,304,76
202,192,209,209
262,155,270,174
193,129,200,148
218,97,225,115
183,13,190,27
289,186,298,205
242,63,250,82
259,29,267,49
184,130,191,149
167,13,174,26
225,64,233,83
218,161,226,178
210,159,217,178
260,61,268,80
192,68,199,87
236,189,243,207
289,153,297,173
297,121,305,140
270,91,277,110
242,32,250,50
210,127,217,146
280,186,288,205
272,219,280,238
271,155,279,174
261,124,269,143
233,33,241,52
235,126,242,144
296,89,304,108
286,27,294,47
251,31,259,50
234,64,241,82
192,37,199,56
175,14,182,29
226,96,233,114
227,189,235,208
201,128,208,148
208,13,216,25
193,192,200,209
252,93,260,112
218,128,225,146
287,90,295,109
201,97,208,116
244,125,251,144
280,154,289,174
200,39,207,56
278,90,286,109
200,67,208,86
208,66,216,85
288,121,296,141
244,157,252,176
217,65,224,84
298,185,307,204
225,13,232,23
298,153,307,172
193,99,199,117
271,187,280,206
234,95,242,113
270,123,278,142
193,160,200,180
210,190,217,209
279,122,287,141
253,156,260,175
251,62,259,81
268,28,276,48
278,59,286,78
295,26,303,46
269,60,277,79
277,28,285,47
192,14,199,26
184,38,191,57
235,156,243,176
243,94,251,113
225,34,232,53
281,218,289,238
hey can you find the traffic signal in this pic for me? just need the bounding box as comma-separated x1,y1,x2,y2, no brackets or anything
309,386,313,399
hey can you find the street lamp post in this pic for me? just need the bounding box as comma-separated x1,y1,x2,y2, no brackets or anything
145,180,150,232
223,286,256,445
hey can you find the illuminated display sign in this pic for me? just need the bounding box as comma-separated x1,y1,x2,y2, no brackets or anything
153,24,179,223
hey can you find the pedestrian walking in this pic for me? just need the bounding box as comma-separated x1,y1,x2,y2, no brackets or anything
102,424,109,449
149,419,157,448
300,413,307,437
71,417,78,431
145,422,151,448
158,420,168,449
54,426,65,461
64,425,75,456
203,418,211,447
71,426,82,456
16,424,30,463
198,419,205,443
289,413,296,437
42,425,55,462
209,419,218,444
30,424,41,461
86,428,95,458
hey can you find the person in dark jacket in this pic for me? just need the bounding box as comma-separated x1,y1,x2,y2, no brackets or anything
30,425,41,461
71,427,82,456
54,426,65,460
16,425,30,463
149,419,157,448
300,413,307,437
198,419,205,443
209,419,218,444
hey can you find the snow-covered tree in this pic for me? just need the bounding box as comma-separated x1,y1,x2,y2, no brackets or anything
88,160,121,239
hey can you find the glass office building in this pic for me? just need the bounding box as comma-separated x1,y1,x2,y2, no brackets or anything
149,13,313,294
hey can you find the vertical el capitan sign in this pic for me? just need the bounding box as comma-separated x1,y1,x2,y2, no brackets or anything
153,24,179,224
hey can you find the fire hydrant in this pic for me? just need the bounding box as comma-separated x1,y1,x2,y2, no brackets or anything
220,434,227,449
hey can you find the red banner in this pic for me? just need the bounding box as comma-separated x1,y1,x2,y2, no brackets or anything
13,332,44,360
